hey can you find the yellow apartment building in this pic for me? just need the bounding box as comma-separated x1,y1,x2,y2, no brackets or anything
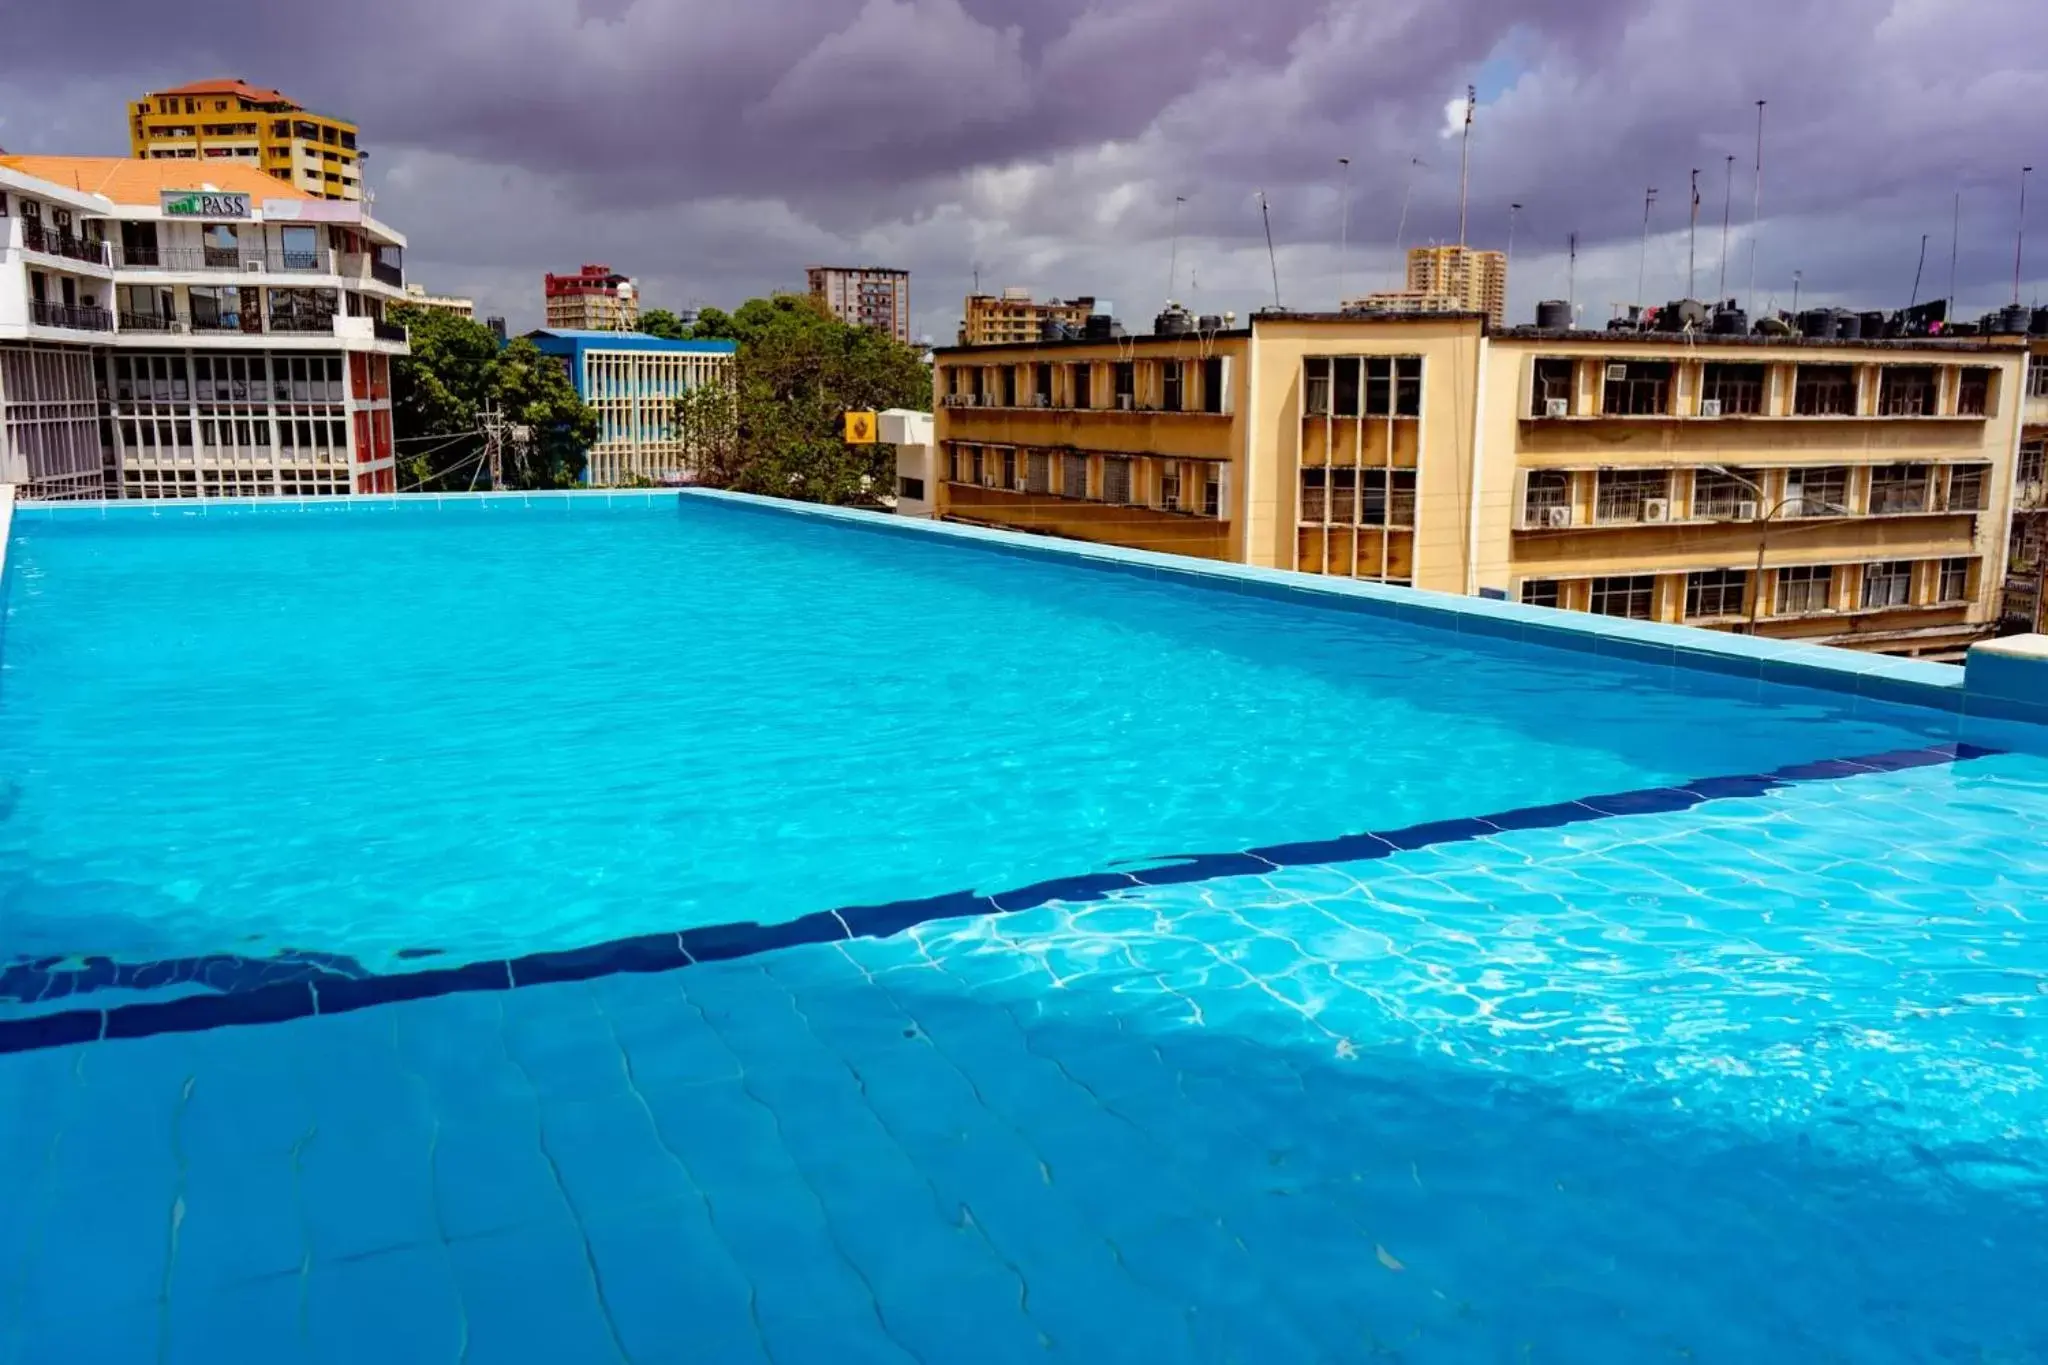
960,290,1096,345
2006,337,2048,630
931,314,2027,658
128,80,362,201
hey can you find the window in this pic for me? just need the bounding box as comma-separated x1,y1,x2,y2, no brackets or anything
1102,456,1133,504
997,366,1015,408
1113,362,1135,405
1589,575,1655,620
1062,452,1089,498
1685,569,1749,619
1334,357,1360,416
1072,363,1096,409
1701,362,1766,416
1159,462,1181,511
1300,468,1327,521
897,476,925,501
1202,468,1222,517
1693,467,1762,520
1361,470,1418,525
1531,358,1573,416
2020,439,2045,491
1594,469,1669,523
1957,367,1993,416
1776,565,1833,615
1945,464,1988,512
1869,464,1930,514
1879,366,1936,416
1329,468,1357,522
1861,560,1912,608
1027,451,1051,493
1162,361,1184,412
1785,466,1849,517
2029,356,2048,400
1522,469,1571,524
1001,449,1017,489
1202,355,1226,414
1793,364,1856,416
970,448,984,486
1306,358,1331,415
1521,579,1562,608
1938,557,1971,603
1601,361,1672,416
1034,363,1052,406
1308,356,1424,418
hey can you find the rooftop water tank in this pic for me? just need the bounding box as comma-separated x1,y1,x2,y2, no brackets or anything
1711,307,1747,335
1534,299,1572,330
1833,312,1861,340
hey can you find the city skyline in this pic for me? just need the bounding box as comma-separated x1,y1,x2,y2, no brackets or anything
1,1,2043,339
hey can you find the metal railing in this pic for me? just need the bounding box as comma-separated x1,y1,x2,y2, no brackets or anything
119,310,355,338
370,259,403,289
269,313,339,334
372,319,409,343
30,301,113,331
118,310,188,333
21,223,111,266
116,245,334,273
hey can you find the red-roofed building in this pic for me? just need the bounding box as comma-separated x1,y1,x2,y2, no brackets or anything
128,80,361,202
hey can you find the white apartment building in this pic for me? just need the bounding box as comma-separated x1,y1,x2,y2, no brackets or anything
0,156,410,499
528,329,737,486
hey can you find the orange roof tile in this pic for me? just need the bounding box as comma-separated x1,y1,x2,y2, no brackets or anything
146,78,293,106
0,156,315,205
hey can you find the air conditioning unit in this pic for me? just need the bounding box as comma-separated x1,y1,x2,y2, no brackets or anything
1542,505,1573,529
1116,394,1135,410
1544,397,1570,418
1642,498,1672,523
962,394,980,407
1734,500,1759,520
244,259,265,272
1605,363,1629,383
1700,398,1723,418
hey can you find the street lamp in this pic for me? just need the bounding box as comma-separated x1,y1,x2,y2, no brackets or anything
1701,465,1853,631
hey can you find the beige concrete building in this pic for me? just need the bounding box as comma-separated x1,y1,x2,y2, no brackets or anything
961,289,1094,345
1396,245,1507,328
2004,338,2048,631
808,266,910,343
128,80,362,202
544,264,637,332
931,313,2026,658
401,283,474,318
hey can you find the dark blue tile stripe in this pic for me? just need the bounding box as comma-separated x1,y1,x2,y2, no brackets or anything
0,741,2001,1056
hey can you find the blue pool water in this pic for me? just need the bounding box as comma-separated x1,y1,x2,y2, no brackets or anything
1,493,2044,1362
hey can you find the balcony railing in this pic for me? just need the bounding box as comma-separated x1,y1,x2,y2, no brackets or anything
116,311,374,340
21,223,111,266
115,245,334,273
372,319,409,343
370,259,403,289
118,310,188,333
269,313,339,334
30,301,113,331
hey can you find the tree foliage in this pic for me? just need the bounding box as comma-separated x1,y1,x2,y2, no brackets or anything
389,304,597,491
676,294,930,504
638,308,692,341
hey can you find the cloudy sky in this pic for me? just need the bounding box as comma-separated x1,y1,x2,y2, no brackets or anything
4,0,2045,341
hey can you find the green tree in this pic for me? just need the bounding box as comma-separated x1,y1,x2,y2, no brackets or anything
678,293,930,505
638,308,692,340
389,304,596,490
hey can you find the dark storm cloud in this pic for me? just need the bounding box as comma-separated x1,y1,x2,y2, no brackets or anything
1,0,2043,335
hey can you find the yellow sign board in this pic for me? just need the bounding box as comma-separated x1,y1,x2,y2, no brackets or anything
843,410,878,444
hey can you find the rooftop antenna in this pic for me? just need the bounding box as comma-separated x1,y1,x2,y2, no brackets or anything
1792,269,1802,318
1259,190,1281,309
1718,154,1734,296
1637,186,1659,308
1567,230,1578,316
1337,158,1352,303
1747,99,1766,314
1949,190,1961,315
1391,155,1423,288
1167,195,1185,305
2015,165,2033,308
1506,201,1523,268
1456,84,1475,247
1910,233,1929,311
1687,168,1701,299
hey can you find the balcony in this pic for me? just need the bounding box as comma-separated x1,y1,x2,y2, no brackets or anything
372,319,408,343
118,310,188,333
370,259,403,289
30,301,113,331
21,223,111,267
116,246,334,273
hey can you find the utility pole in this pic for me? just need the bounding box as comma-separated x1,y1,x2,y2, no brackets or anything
1507,201,1522,268
1718,154,1734,297
2016,165,2034,308
1337,159,1352,305
1949,190,1962,316
480,401,508,490
1910,233,1928,311
1167,195,1185,304
1748,99,1766,314
1688,167,1701,300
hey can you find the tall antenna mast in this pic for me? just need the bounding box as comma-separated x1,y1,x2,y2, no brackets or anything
2015,165,2033,308
1747,100,1766,313
1718,154,1734,296
1337,158,1352,304
1259,191,1281,310
1949,190,1961,315
1910,232,1928,310
1166,195,1184,304
1567,231,1578,318
1391,156,1422,288
1638,186,1659,309
1456,85,1475,247
1506,201,1522,267
1687,168,1701,299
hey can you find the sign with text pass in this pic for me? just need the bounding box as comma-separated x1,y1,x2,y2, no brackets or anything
843,411,877,444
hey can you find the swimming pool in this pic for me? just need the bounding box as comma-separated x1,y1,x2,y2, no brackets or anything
1,491,2044,1362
